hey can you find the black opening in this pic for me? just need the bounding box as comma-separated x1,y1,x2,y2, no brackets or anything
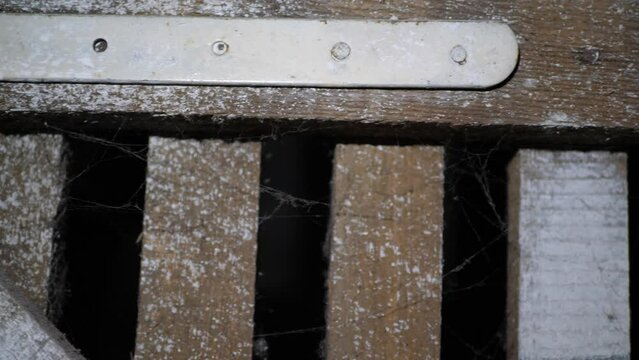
441,144,514,360
628,151,638,359
52,134,147,360
252,135,333,360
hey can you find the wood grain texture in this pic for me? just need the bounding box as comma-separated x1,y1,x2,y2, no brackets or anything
326,145,443,360
0,0,637,133
0,271,82,360
507,150,630,360
0,134,66,311
135,137,261,359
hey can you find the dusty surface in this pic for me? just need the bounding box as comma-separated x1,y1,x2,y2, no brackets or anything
326,145,444,360
0,0,637,134
507,150,630,360
0,134,66,311
135,137,261,359
0,271,83,360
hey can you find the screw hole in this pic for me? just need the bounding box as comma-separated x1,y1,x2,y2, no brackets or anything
93,38,108,53
212,41,229,56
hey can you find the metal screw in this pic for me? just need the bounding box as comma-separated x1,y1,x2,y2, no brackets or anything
212,41,229,56
450,45,467,65
93,38,108,53
331,42,351,61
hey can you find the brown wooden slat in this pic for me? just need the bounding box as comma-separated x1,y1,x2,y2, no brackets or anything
135,137,261,359
507,150,630,360
0,1,637,133
0,134,66,311
325,144,444,360
0,271,83,359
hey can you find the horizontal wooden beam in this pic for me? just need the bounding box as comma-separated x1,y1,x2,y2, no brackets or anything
0,0,637,134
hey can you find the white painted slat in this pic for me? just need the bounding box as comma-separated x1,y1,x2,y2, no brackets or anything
0,271,82,360
507,150,630,360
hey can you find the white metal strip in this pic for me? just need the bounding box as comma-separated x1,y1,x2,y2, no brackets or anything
0,14,518,88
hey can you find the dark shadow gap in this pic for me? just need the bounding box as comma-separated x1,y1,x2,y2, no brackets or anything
51,134,147,360
6,112,639,150
252,135,334,360
628,151,638,359
441,144,515,360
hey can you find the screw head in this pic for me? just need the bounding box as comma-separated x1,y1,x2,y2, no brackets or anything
93,38,108,53
331,42,351,61
212,41,229,56
450,45,467,65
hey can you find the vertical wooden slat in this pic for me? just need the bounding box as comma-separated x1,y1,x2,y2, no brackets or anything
0,271,82,360
135,137,261,359
0,134,66,311
326,145,444,360
507,150,630,360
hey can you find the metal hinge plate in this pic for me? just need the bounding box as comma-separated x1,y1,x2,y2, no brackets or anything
0,14,518,88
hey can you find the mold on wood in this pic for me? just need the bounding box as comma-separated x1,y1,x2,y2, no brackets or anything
135,137,261,359
0,134,66,311
507,150,630,360
325,145,444,360
0,271,83,360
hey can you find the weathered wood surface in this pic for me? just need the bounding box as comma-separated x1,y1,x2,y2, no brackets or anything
0,271,83,360
326,145,444,360
0,1,637,134
0,134,66,311
136,137,261,359
507,150,630,360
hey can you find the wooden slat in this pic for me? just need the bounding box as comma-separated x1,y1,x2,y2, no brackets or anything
507,150,630,360
0,134,66,311
0,271,82,360
326,144,444,360
0,1,637,134
135,137,261,359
